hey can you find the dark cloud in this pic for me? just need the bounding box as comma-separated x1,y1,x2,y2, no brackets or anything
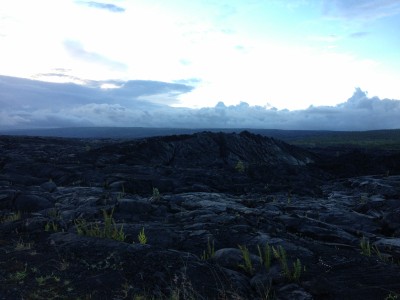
1,76,400,131
76,1,125,13
64,40,127,71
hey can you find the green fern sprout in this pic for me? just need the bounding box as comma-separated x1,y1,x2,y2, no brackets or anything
238,245,254,275
138,227,147,244
360,237,372,256
201,237,215,260
272,245,302,281
74,208,125,242
257,243,272,271
291,258,302,281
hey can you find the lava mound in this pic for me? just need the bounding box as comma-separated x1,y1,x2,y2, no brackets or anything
78,131,322,195
85,130,314,167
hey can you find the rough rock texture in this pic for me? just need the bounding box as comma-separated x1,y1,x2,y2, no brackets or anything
1,132,400,299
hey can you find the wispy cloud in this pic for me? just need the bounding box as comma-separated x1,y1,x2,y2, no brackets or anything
322,0,400,20
349,31,370,38
64,40,127,71
76,1,125,13
307,34,341,43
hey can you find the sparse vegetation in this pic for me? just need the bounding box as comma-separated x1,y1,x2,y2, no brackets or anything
238,245,254,275
360,236,372,256
151,187,161,201
74,208,125,242
257,243,272,271
235,160,246,173
15,238,33,251
272,245,302,282
360,237,392,263
44,221,59,232
35,274,61,286
170,272,198,300
1,211,21,223
138,227,147,244
200,237,215,260
9,264,28,282
385,292,399,300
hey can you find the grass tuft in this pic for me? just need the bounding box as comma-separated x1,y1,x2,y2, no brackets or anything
138,227,147,244
238,245,254,275
257,243,272,271
201,237,215,260
74,208,125,242
1,211,21,223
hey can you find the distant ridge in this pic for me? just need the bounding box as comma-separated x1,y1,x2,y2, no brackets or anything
1,127,400,149
0,126,328,140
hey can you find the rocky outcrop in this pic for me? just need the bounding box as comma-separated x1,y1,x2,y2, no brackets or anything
1,132,400,299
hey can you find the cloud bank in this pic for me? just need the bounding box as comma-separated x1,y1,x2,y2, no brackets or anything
1,76,400,131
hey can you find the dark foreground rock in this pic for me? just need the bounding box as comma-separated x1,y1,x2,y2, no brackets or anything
1,132,400,299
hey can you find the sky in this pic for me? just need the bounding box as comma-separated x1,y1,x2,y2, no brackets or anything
1,0,400,130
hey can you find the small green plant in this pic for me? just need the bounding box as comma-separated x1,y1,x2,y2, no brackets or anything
36,275,47,286
257,243,272,271
138,227,147,244
386,292,399,300
1,211,21,223
287,191,292,204
235,160,245,173
201,237,215,260
360,237,372,256
15,238,33,251
170,272,197,300
151,187,161,201
44,221,58,232
360,237,392,263
272,245,302,281
291,258,302,281
9,264,28,282
238,245,254,275
35,274,61,286
117,183,126,200
273,245,289,277
74,208,125,242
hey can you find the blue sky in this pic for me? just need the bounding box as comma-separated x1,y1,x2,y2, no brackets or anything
1,0,400,130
